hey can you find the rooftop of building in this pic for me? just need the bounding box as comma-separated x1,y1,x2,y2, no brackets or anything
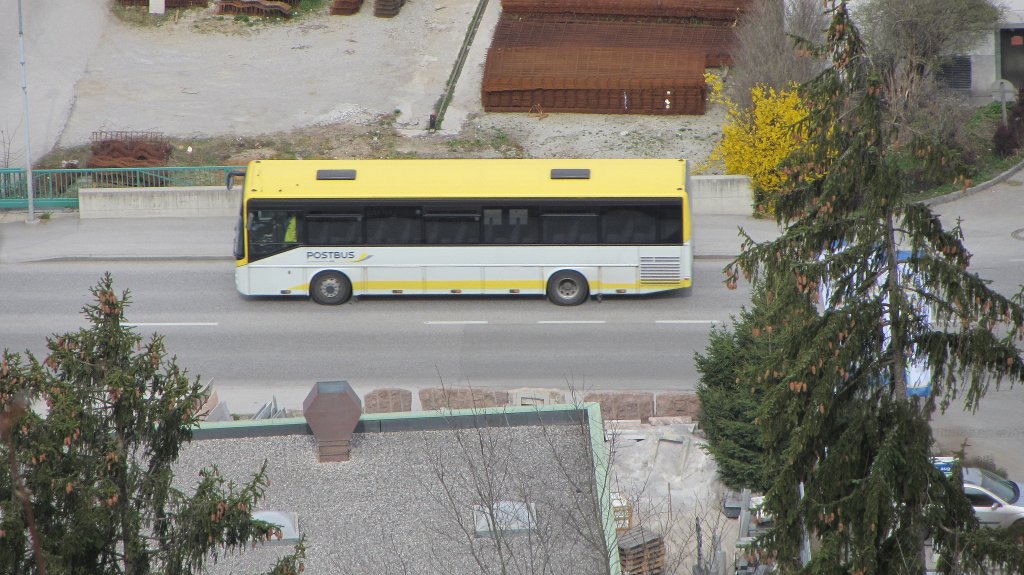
174,402,617,575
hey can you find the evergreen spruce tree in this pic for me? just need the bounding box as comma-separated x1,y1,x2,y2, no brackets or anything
724,2,1024,572
696,279,813,492
696,320,767,491
0,274,305,575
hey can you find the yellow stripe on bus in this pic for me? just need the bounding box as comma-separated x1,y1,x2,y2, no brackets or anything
289,279,691,292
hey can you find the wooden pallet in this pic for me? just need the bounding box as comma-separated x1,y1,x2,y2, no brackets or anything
618,527,666,575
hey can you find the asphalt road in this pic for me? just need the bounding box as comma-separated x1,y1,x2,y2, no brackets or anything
3,256,1020,479
1,180,1022,477
0,258,750,397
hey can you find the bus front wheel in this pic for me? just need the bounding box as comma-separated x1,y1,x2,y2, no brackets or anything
547,270,589,306
311,271,352,305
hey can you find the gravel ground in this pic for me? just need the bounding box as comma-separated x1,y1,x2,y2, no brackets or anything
1,2,726,164
175,425,608,574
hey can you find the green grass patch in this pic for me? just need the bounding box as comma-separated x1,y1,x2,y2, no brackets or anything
908,151,1024,202
967,102,1005,129
295,0,330,14
905,101,1024,202
111,5,183,27
445,128,525,158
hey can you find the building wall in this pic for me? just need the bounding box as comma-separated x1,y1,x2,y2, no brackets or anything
971,1,1024,103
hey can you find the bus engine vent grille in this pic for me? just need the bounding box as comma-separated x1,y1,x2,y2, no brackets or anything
640,257,681,285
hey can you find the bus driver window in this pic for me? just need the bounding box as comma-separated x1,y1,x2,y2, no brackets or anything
249,210,299,258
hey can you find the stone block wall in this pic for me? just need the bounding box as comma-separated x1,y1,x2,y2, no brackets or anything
508,387,567,406
419,387,511,411
583,392,655,423
654,392,701,419
364,388,413,413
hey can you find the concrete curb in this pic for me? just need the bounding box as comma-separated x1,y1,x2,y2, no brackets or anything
922,156,1024,207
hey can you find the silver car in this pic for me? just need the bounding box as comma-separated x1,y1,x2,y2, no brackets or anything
962,467,1024,530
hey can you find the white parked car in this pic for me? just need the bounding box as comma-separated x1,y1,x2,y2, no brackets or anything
962,467,1024,530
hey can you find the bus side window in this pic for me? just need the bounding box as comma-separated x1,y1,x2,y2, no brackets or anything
308,214,363,245
602,207,657,244
484,207,539,244
542,210,598,244
366,206,422,245
424,209,480,244
656,204,683,244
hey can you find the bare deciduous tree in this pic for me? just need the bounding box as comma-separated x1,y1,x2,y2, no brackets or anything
856,0,1000,140
421,398,614,575
728,0,830,109
405,375,735,575
1,123,21,168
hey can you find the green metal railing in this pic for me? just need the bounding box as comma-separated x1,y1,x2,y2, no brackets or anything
0,166,244,210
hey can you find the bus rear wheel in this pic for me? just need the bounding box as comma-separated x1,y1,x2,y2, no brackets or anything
311,271,352,305
547,270,589,306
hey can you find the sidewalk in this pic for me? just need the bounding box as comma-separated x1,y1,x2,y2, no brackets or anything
0,210,782,264
0,212,237,264
3,170,1022,264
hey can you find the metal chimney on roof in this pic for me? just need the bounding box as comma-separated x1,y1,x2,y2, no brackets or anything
303,380,362,462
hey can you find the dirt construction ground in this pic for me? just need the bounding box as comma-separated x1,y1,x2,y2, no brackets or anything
0,1,725,165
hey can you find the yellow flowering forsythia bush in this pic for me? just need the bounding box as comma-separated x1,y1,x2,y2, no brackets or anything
705,72,808,215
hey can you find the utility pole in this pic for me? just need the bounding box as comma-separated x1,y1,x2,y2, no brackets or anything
18,0,37,223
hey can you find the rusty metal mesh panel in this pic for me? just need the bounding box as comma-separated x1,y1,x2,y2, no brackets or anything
491,14,736,67
374,0,405,17
216,0,293,17
88,131,173,169
500,0,751,22
90,131,168,144
482,46,706,115
482,87,705,115
484,46,705,90
118,0,210,7
330,0,364,15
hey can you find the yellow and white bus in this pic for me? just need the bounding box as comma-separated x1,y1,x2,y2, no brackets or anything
230,158,692,306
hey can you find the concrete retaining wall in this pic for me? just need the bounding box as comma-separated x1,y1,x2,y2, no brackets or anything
689,175,752,216
79,186,240,219
74,174,745,216
77,177,749,218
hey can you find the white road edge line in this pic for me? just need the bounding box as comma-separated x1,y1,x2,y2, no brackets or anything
537,320,607,324
423,321,489,325
655,320,719,324
124,322,219,327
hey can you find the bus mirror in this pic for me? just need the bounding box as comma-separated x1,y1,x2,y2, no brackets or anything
226,170,246,190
